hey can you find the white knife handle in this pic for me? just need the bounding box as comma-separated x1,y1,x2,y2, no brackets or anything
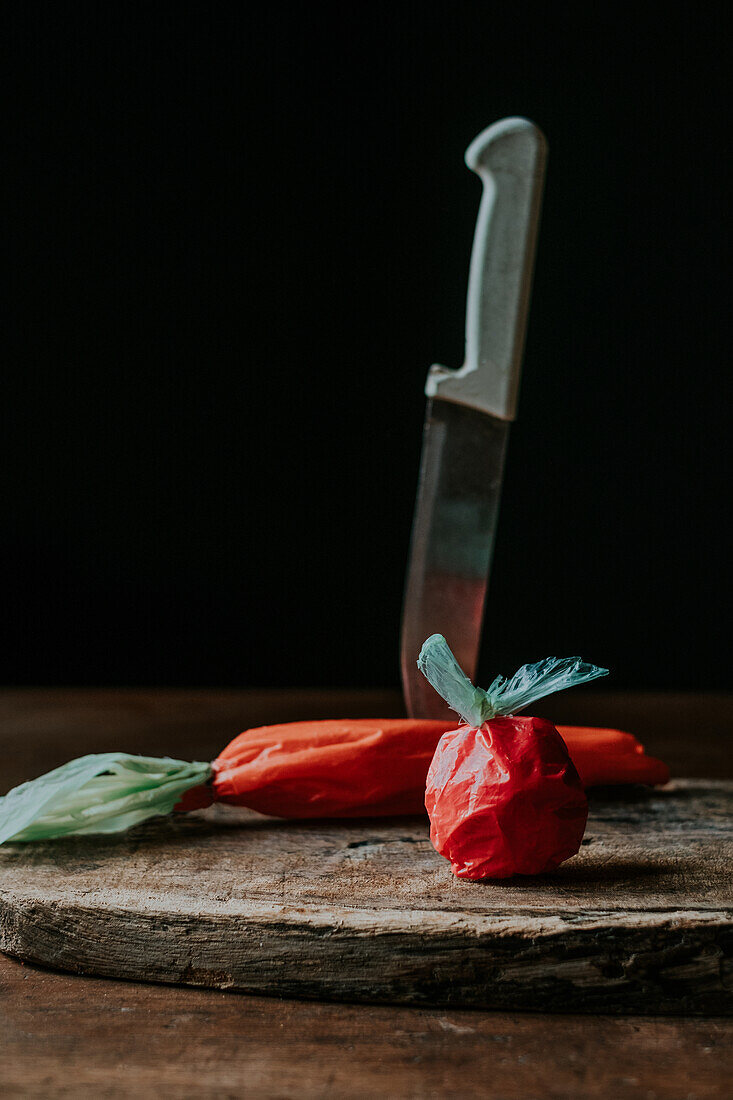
426,118,547,421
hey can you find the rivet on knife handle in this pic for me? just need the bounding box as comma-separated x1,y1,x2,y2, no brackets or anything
426,117,547,421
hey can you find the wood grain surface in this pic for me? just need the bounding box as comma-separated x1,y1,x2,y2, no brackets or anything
1,782,731,1012
1,951,730,1100
2,950,726,1095
1,688,732,1097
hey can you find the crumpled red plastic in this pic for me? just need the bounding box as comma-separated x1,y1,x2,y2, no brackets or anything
425,716,588,879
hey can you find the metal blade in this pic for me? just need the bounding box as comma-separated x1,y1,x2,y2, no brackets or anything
400,398,509,719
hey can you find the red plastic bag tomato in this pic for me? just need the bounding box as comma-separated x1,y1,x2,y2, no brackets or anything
425,717,587,879
418,635,607,880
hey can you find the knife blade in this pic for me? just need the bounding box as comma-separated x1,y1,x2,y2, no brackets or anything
400,118,547,719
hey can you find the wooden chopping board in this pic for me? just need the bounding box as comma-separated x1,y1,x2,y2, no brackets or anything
1,780,731,1015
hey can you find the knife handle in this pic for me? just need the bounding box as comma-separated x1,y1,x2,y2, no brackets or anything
426,118,547,421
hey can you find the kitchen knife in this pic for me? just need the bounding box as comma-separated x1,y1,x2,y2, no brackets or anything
400,117,547,719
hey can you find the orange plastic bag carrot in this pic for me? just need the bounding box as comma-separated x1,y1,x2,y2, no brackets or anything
212,719,443,818
210,718,669,819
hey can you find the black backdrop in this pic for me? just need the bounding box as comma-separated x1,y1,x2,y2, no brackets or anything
3,5,731,690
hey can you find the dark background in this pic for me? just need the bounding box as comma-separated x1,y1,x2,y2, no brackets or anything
3,5,731,691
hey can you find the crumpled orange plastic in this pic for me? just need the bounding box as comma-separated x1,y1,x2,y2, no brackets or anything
211,718,443,818
558,725,669,787
425,716,588,879
175,717,670,819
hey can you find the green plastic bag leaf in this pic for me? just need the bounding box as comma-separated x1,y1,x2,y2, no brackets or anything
418,634,608,726
417,635,495,727
0,753,211,844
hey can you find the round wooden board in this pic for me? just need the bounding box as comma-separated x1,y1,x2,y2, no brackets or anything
1,780,731,1014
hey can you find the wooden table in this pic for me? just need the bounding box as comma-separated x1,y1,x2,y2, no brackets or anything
1,688,731,1098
